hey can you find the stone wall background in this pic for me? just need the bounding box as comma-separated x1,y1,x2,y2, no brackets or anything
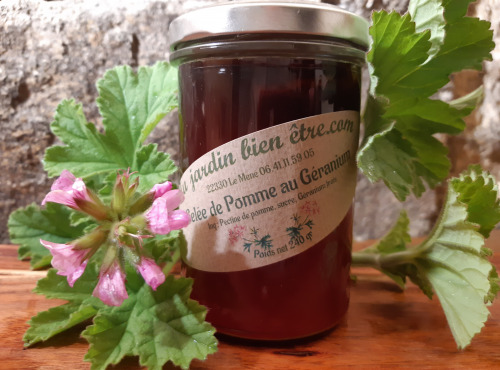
1,0,498,244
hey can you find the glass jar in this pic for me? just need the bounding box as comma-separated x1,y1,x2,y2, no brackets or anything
169,1,368,340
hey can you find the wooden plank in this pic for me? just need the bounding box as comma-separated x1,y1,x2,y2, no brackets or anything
0,231,499,369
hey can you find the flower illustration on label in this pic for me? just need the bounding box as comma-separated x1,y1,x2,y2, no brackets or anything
228,225,246,244
241,227,274,256
300,200,320,217
287,213,314,248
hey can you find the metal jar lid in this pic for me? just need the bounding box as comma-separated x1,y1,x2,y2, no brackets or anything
168,1,370,50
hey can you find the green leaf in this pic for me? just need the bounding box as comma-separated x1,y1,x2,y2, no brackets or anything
358,127,430,199
352,166,500,348
44,99,127,177
366,11,432,99
408,0,445,58
404,0,494,97
449,85,484,111
359,210,411,255
35,266,100,302
358,2,494,200
450,165,500,237
355,211,422,291
24,303,98,347
82,300,138,369
44,62,178,189
8,203,93,269
133,143,177,192
486,268,500,304
24,264,104,346
94,143,177,195
143,230,182,264
96,62,178,152
419,167,500,349
82,275,217,370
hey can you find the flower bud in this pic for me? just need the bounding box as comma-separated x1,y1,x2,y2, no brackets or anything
128,192,154,216
72,227,108,250
126,178,140,199
111,176,127,216
74,198,109,221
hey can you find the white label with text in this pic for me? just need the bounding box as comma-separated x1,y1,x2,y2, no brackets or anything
180,111,359,272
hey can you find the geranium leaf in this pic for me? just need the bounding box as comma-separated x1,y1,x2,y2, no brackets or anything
43,62,178,189
82,275,217,370
358,1,494,200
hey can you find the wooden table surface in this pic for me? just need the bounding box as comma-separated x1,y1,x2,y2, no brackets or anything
1,233,499,369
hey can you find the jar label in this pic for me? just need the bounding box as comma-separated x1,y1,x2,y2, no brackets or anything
179,111,359,272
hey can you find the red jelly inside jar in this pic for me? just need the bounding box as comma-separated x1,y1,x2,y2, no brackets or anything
169,1,367,341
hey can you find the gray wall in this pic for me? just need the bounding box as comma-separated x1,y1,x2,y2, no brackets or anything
1,0,499,243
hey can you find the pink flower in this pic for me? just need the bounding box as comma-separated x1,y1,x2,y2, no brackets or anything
300,200,321,217
40,239,88,287
145,189,190,234
42,170,108,220
150,181,173,199
136,258,165,290
93,261,128,306
42,170,92,209
229,225,246,244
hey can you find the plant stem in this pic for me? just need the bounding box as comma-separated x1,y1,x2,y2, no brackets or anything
351,252,381,268
352,248,422,270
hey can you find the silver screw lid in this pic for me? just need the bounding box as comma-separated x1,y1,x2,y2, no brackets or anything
169,1,370,50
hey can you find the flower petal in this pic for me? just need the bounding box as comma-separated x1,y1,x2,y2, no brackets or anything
72,178,92,202
162,189,185,212
168,210,191,230
42,190,78,208
92,262,128,306
40,239,87,287
137,258,165,290
42,171,97,216
150,181,173,199
146,197,171,234
51,170,76,191
145,187,190,235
